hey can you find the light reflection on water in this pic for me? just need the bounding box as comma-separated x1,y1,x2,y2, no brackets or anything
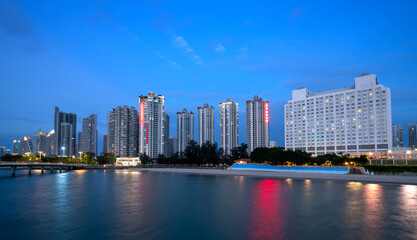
0,170,416,240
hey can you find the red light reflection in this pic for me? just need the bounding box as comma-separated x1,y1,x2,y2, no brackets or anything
249,179,287,240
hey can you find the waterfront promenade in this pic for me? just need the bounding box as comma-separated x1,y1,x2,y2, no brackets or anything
136,168,417,185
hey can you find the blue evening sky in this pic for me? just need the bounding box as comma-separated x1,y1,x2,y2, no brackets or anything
1,0,417,152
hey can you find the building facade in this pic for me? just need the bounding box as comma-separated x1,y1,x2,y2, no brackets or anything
78,131,83,155
103,134,108,154
198,103,214,146
220,99,239,155
167,137,178,157
285,74,392,155
409,124,417,148
392,124,404,148
139,92,167,158
163,113,170,156
1,146,10,158
33,129,47,156
81,114,98,156
107,106,139,157
45,130,55,157
246,96,270,154
54,106,77,157
18,136,33,155
11,140,19,155
177,109,194,153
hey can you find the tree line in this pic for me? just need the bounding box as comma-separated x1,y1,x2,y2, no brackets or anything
1,141,369,166
1,152,116,165
140,140,249,166
250,147,368,166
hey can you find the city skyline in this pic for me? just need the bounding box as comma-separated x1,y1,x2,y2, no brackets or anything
1,0,417,152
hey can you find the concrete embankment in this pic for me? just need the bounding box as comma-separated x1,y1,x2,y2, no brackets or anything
133,168,417,185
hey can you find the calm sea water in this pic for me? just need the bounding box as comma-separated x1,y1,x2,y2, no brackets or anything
0,169,416,240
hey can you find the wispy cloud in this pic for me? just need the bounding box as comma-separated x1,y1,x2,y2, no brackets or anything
214,44,226,53
150,49,181,70
237,47,248,59
88,8,139,42
171,33,204,65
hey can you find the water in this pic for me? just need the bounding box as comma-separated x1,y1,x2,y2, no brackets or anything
0,169,416,240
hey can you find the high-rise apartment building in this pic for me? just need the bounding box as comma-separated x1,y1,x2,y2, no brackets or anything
285,74,392,155
127,108,139,157
246,96,270,154
54,106,77,157
198,103,214,146
103,134,108,154
392,124,404,148
11,140,19,155
33,129,47,156
18,136,33,155
45,130,55,157
409,124,417,148
78,131,83,154
81,114,98,156
177,109,194,153
107,111,116,154
1,146,10,158
139,92,167,158
163,113,170,156
167,137,178,157
220,99,239,155
107,106,138,157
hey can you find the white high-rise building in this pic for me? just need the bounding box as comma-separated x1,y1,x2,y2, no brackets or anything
177,109,194,153
246,96,270,154
198,103,214,146
285,74,392,155
220,99,239,155
139,92,166,158
392,124,404,148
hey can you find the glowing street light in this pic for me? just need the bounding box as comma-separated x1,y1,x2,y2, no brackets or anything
61,146,66,157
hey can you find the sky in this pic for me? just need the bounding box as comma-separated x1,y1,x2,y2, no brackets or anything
1,0,417,153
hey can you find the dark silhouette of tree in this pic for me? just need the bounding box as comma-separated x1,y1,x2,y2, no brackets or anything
97,153,116,165
139,153,152,165
183,140,200,165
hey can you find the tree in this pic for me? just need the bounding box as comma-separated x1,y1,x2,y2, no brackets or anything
82,152,96,164
184,140,200,165
238,143,249,159
156,154,168,164
139,153,152,165
250,147,270,163
168,152,182,165
1,154,21,162
200,141,220,165
97,153,116,165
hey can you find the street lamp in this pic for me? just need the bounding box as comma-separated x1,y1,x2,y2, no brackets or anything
61,146,66,157
78,151,83,164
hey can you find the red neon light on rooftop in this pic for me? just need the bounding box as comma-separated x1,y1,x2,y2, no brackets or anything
140,102,145,127
264,102,269,123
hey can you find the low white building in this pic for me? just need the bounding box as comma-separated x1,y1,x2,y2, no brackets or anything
116,157,141,166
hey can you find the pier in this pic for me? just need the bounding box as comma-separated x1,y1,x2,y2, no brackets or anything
0,162,82,176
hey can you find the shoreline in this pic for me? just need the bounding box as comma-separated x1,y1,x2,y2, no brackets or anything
133,168,417,185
